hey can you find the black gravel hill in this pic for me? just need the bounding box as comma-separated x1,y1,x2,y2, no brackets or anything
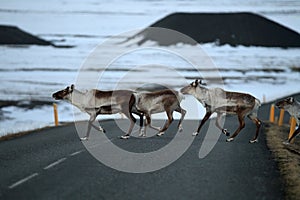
136,12,300,47
0,25,52,46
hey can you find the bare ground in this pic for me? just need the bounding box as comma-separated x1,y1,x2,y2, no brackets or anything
264,122,300,200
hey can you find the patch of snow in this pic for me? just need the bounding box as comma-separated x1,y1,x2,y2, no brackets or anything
0,0,300,136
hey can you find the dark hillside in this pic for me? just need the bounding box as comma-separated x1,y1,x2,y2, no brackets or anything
136,12,300,47
0,25,52,46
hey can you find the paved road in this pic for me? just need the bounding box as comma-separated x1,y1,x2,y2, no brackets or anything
0,99,291,199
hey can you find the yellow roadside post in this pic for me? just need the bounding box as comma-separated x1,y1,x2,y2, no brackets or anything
269,104,275,123
53,103,59,126
278,109,285,126
263,94,266,103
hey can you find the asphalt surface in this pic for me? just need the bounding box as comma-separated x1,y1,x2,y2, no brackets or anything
0,99,291,200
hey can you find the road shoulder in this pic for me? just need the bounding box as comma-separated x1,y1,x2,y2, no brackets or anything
264,123,300,200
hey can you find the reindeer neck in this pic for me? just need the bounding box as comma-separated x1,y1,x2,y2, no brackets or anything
195,86,210,104
291,99,300,116
67,89,87,109
282,99,300,119
196,86,209,97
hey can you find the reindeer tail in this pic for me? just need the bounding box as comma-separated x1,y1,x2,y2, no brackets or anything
131,92,141,110
247,98,261,119
132,92,138,105
252,98,261,116
255,98,261,108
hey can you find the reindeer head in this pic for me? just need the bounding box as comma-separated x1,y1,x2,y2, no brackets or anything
52,84,74,100
276,97,294,109
180,79,206,95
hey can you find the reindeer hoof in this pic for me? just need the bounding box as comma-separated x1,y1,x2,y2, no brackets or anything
120,135,130,139
192,132,198,136
157,132,165,137
139,130,146,137
249,139,258,143
139,133,146,137
226,138,234,142
99,126,106,133
282,140,290,145
80,137,88,141
222,129,230,136
178,125,183,132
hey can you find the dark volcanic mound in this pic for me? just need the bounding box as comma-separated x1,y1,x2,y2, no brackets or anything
136,12,300,47
0,25,52,46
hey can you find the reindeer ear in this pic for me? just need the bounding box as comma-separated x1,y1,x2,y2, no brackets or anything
69,84,74,93
191,80,197,87
200,80,207,86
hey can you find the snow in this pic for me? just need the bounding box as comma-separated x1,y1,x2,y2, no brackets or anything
0,0,300,136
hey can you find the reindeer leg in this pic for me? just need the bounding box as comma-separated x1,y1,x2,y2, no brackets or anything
138,113,145,137
226,113,245,142
120,108,136,140
80,122,92,141
148,113,161,131
215,112,230,136
121,101,136,139
141,113,151,137
194,111,212,136
90,123,105,133
80,114,96,141
149,124,161,131
157,109,174,137
247,114,261,143
93,108,105,133
287,126,300,144
175,106,186,132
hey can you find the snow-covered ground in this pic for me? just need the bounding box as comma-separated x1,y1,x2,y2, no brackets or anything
0,0,299,136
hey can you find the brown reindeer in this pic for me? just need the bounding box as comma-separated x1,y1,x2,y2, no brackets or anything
121,89,186,139
276,97,300,144
52,84,143,140
180,79,261,143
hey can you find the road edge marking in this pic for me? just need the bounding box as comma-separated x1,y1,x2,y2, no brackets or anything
70,150,83,156
8,173,39,189
43,157,67,170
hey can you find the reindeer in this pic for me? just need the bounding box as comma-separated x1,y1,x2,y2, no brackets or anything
180,79,261,143
276,97,300,144
52,84,143,140
120,89,186,139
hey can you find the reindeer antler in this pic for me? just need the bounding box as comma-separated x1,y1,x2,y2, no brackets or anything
196,79,207,86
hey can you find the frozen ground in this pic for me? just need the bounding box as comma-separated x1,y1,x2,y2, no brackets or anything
0,0,299,136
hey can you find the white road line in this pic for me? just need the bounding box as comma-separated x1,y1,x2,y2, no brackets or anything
8,152,83,189
43,157,67,170
70,150,83,156
8,173,39,189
